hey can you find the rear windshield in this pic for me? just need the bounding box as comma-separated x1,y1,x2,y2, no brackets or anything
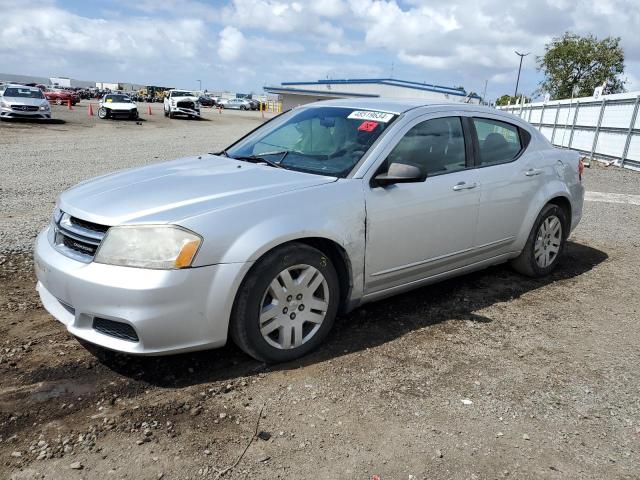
172,91,194,97
4,87,45,99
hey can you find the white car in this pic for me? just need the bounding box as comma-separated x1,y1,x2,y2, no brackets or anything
98,94,138,120
164,90,201,119
218,98,252,110
0,84,51,120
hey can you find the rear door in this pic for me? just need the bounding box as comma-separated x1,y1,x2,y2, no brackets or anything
468,115,544,256
364,113,481,294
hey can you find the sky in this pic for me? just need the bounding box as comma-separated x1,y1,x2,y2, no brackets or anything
1,0,640,102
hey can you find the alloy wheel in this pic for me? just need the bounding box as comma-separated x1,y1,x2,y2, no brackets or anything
259,264,330,350
534,215,562,268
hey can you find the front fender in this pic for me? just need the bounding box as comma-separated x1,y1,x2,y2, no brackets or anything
180,180,367,302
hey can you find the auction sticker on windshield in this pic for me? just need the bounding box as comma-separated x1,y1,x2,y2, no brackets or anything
347,110,394,123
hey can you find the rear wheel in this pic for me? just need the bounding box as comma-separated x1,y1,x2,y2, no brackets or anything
230,243,340,363
55,98,62,105
511,203,568,277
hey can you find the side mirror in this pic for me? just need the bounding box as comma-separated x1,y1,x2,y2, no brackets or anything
373,163,424,187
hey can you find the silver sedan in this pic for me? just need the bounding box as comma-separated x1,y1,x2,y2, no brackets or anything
34,99,584,362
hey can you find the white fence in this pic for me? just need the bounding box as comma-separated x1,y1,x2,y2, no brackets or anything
499,91,640,171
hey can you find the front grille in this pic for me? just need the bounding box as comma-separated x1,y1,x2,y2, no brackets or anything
177,100,194,109
69,216,109,234
53,212,109,262
93,317,139,342
11,105,39,112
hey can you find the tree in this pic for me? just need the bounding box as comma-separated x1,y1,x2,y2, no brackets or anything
537,32,625,99
496,94,531,106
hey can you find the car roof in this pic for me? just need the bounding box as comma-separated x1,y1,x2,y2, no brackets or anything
304,97,496,115
302,98,530,126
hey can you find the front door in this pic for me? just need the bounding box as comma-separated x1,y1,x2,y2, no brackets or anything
364,115,480,294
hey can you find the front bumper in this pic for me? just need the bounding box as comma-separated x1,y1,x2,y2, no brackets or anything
34,227,251,355
172,107,201,116
0,106,51,119
104,108,138,118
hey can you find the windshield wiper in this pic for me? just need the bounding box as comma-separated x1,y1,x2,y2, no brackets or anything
230,150,292,169
231,155,285,169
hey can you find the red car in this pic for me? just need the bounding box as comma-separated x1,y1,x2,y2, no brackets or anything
44,88,79,106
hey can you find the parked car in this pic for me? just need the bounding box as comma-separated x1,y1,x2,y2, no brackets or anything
163,90,200,118
198,96,216,107
34,99,584,363
44,88,79,105
98,94,138,119
0,84,51,119
218,98,252,110
247,99,260,110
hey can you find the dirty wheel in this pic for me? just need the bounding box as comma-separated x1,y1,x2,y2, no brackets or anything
511,203,568,277
230,243,339,363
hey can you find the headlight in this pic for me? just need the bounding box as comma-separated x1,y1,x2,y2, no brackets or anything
0,100,9,108
95,225,202,269
40,103,50,111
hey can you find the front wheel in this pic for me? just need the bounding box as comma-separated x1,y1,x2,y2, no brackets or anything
511,203,568,277
230,243,340,363
98,107,108,119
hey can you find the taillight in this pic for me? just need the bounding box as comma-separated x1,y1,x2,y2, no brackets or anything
578,157,585,181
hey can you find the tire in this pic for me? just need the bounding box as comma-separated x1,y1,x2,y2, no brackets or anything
98,107,108,119
130,110,138,120
230,243,340,363
510,203,568,278
164,107,169,117
168,110,175,119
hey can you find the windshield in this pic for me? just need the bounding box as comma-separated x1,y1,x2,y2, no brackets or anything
226,106,397,177
4,87,45,99
172,91,194,97
104,95,131,102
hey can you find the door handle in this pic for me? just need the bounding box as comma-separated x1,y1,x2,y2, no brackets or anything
525,168,543,176
452,182,478,191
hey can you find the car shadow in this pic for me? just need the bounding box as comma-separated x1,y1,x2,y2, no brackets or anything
90,241,608,388
169,116,210,121
0,118,65,124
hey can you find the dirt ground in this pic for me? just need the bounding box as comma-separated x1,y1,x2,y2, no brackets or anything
1,110,639,479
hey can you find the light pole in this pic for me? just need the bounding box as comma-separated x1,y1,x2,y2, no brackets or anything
197,79,202,92
514,51,530,98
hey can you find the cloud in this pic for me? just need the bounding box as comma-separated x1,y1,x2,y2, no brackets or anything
0,2,207,78
1,0,640,101
217,26,246,61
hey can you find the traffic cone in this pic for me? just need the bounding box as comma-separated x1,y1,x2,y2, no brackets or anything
88,103,94,116
147,104,152,115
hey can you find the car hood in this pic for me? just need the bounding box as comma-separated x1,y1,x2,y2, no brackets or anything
58,155,337,226
3,96,47,106
102,102,136,109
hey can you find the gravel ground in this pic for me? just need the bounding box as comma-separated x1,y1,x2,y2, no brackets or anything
1,108,639,480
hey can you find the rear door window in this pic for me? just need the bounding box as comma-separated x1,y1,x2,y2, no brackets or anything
472,118,523,166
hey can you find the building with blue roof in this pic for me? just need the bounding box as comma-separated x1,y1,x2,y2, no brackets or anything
264,78,481,110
